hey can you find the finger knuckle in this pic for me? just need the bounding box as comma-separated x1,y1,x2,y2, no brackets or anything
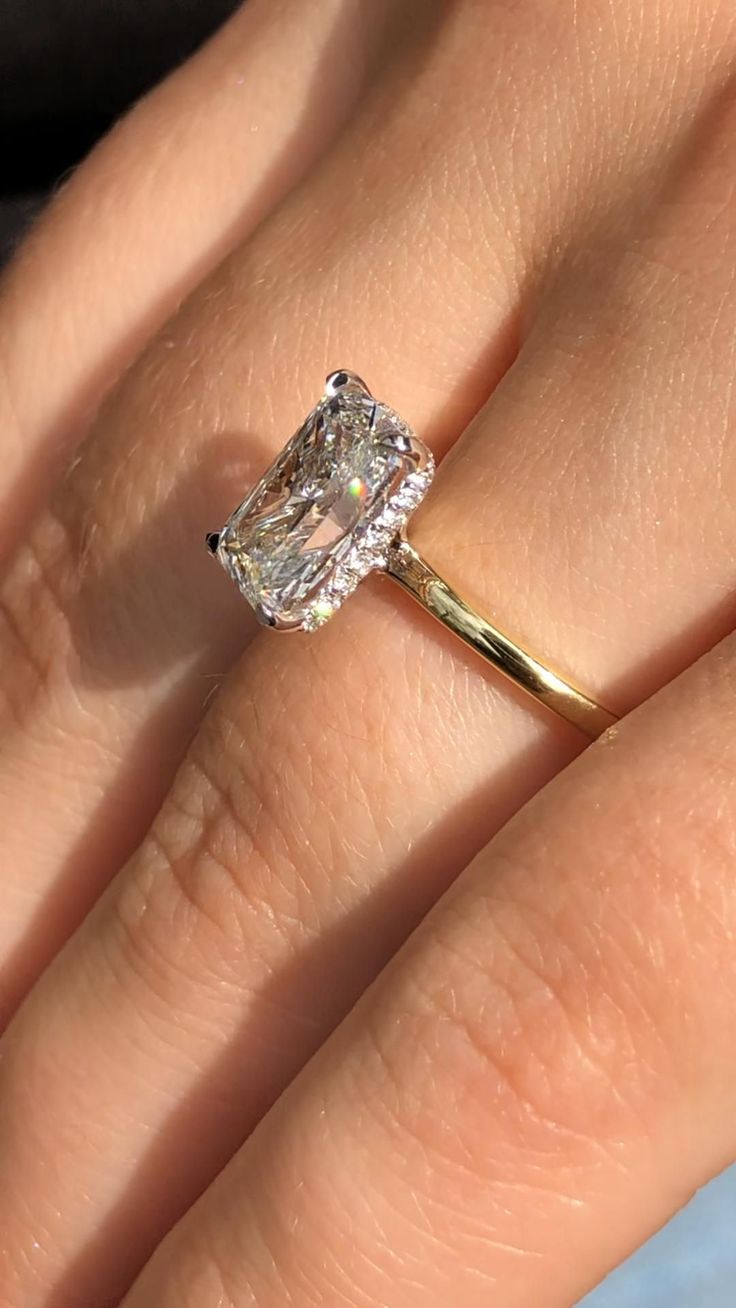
360,873,668,1211
0,512,77,723
139,1229,241,1308
111,696,312,1008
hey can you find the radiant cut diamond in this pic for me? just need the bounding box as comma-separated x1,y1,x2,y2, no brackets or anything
213,376,434,630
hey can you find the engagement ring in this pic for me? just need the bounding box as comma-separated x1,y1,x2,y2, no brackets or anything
207,371,616,739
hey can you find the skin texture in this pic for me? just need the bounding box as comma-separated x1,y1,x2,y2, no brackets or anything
123,635,736,1308
0,0,400,551
0,1,736,1305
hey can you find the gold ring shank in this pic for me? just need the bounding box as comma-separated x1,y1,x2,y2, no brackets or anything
385,540,616,740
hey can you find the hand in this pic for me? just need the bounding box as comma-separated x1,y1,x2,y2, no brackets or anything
1,1,736,1304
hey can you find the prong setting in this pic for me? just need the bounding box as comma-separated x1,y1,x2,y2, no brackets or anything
207,373,434,632
324,369,371,397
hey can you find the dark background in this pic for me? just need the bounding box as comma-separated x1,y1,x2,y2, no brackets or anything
0,0,240,264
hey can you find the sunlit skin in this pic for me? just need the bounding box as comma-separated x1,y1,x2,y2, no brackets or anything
1,2,736,1306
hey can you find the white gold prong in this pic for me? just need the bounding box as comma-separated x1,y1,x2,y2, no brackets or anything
207,369,617,739
210,371,433,633
324,370,371,398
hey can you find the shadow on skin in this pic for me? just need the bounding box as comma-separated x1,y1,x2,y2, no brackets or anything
0,0,447,563
31,71,736,1301
0,429,267,1022
0,0,525,1028
41,651,578,1307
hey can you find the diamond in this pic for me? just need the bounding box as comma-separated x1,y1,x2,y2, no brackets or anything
215,379,434,630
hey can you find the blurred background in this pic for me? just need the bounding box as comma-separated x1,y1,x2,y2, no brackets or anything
0,0,240,261
0,2,733,1303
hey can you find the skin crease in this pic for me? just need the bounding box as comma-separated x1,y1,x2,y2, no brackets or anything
122,634,736,1308
0,0,736,1305
0,0,732,1011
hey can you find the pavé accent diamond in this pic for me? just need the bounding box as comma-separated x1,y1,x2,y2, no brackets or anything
213,374,434,630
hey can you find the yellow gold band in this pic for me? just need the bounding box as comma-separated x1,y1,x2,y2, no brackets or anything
385,539,616,740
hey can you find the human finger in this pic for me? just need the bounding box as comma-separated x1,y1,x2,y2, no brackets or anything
124,630,736,1308
0,0,398,552
3,39,736,1303
0,0,726,1008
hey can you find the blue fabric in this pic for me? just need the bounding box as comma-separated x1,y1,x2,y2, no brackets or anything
580,1166,736,1307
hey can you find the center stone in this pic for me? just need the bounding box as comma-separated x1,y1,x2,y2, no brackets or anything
216,382,433,630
